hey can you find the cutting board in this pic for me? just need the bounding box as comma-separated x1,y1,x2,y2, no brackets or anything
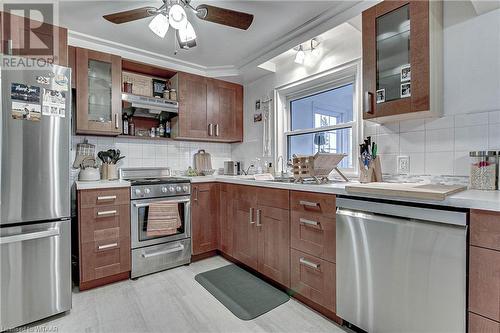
345,183,467,201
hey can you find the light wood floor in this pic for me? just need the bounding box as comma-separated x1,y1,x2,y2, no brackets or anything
31,256,350,333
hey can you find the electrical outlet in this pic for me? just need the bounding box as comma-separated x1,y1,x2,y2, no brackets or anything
398,156,410,175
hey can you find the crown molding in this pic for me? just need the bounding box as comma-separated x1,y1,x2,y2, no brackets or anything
68,30,241,78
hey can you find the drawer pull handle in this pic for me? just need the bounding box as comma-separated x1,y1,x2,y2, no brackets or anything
299,200,319,208
97,195,117,201
299,218,320,227
98,243,118,250
97,210,117,217
142,244,184,258
249,208,255,225
299,258,320,270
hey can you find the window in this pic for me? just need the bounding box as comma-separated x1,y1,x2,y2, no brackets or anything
286,83,356,170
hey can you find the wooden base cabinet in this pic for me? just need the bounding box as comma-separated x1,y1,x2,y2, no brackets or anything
469,210,500,331
77,187,131,290
231,186,290,287
191,183,219,255
219,184,234,256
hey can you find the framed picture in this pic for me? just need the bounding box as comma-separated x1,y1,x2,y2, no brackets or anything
376,88,385,104
255,99,261,111
401,83,411,98
253,113,262,122
152,79,167,98
401,64,411,82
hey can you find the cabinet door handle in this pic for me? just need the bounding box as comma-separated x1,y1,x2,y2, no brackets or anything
299,218,320,227
97,210,117,217
299,258,320,270
208,123,214,136
256,209,262,227
249,208,255,224
193,187,198,202
98,243,118,250
364,91,374,114
299,200,319,208
115,114,119,129
215,124,220,137
97,195,117,201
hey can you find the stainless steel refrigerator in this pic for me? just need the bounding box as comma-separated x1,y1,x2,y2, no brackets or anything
0,57,72,330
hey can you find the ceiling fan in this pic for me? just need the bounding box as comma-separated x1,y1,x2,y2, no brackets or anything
103,0,254,50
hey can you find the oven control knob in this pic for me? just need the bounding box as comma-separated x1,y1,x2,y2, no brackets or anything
182,185,189,192
134,189,142,196
144,188,151,194
161,187,168,193
176,186,182,192
169,186,176,193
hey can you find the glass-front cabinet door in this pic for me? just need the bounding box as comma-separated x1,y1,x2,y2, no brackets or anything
75,48,122,135
362,1,434,121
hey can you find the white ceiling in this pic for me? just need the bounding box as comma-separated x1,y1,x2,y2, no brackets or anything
60,1,340,67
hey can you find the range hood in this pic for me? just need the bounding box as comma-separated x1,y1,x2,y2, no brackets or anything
122,93,179,114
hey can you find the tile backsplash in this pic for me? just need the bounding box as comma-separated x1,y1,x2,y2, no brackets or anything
365,110,500,176
71,135,232,181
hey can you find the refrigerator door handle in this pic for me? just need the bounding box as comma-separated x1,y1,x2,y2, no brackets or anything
0,228,60,245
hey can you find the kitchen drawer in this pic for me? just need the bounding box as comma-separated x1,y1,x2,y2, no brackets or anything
290,191,336,218
80,239,130,282
291,211,335,263
290,249,335,312
469,312,500,333
79,187,130,208
132,238,191,279
79,204,130,244
471,210,500,252
256,187,289,210
469,246,500,322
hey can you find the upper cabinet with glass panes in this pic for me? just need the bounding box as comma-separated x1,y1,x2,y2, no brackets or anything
362,0,443,123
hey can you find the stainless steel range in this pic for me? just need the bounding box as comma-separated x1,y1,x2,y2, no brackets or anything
120,168,191,278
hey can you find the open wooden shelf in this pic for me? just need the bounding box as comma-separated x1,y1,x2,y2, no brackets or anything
117,135,174,142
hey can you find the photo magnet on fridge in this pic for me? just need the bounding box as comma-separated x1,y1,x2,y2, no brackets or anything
10,83,41,122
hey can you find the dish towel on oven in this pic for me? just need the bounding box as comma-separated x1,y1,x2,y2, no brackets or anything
146,201,181,237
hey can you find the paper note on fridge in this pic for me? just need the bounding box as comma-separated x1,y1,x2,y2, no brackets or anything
42,89,66,118
10,83,41,122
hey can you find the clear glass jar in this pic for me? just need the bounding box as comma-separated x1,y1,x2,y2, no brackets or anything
469,151,498,190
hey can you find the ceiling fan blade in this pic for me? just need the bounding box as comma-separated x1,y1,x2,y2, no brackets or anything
195,4,253,30
103,7,157,24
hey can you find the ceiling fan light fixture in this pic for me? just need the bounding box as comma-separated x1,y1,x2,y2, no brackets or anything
148,13,169,38
169,4,188,30
295,45,306,64
177,21,197,49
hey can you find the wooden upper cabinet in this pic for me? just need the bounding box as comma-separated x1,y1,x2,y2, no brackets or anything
362,0,442,123
176,73,243,142
74,47,122,136
207,79,243,142
178,72,209,139
0,11,68,66
191,183,219,255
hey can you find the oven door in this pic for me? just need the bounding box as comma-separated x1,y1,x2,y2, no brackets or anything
131,196,191,249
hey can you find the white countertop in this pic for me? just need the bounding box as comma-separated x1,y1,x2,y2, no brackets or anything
75,180,131,190
188,175,500,212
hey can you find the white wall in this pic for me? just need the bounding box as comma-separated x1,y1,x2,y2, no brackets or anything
71,136,232,182
232,23,362,168
233,3,500,177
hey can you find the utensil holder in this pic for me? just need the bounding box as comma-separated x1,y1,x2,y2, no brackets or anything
101,163,118,180
359,157,383,183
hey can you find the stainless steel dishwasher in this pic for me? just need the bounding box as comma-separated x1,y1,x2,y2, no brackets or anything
336,197,467,333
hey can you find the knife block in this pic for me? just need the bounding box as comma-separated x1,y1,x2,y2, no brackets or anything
359,157,383,183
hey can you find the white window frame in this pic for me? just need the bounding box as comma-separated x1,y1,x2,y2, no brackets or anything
273,60,362,176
